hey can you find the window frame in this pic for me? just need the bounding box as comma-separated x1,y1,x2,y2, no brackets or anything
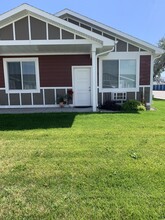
3,57,40,93
99,53,139,92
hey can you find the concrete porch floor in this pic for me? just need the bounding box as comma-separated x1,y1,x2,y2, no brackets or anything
0,106,93,114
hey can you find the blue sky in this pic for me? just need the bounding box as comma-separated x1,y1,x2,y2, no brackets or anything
0,0,164,46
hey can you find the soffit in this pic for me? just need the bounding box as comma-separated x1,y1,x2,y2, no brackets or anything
0,44,114,55
0,44,92,55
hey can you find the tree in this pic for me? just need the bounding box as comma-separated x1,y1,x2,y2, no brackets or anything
154,37,165,77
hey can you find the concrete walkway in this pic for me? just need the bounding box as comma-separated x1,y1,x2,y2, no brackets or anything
153,91,165,100
0,106,93,114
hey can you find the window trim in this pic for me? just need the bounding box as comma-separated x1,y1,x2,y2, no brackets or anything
99,53,139,93
3,57,40,93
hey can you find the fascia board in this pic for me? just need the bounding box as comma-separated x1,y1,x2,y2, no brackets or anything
0,4,115,48
56,9,164,55
0,4,27,20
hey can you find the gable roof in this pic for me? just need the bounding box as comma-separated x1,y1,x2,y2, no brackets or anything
0,4,115,51
55,9,164,56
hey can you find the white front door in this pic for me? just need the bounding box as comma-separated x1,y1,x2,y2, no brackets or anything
73,67,91,106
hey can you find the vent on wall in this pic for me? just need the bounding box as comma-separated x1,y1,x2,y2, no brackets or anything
112,93,126,101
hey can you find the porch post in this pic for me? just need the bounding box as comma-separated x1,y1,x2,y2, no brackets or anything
150,55,154,108
91,47,97,112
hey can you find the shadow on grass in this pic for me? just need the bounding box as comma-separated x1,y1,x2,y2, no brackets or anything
98,110,140,114
153,98,165,101
0,110,141,131
0,113,78,131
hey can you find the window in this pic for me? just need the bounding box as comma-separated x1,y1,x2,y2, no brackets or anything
3,58,39,92
103,60,119,88
120,60,136,88
103,59,136,89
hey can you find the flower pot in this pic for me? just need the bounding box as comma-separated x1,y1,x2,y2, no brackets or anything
59,102,64,108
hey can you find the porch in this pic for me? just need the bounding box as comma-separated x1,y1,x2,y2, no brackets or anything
0,106,93,114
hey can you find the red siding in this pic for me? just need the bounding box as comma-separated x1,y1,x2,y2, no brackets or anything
0,57,5,87
39,55,92,87
0,55,91,88
140,55,151,85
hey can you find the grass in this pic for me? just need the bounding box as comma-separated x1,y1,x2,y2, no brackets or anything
0,99,165,220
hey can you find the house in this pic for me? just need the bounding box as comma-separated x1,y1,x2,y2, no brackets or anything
0,4,164,111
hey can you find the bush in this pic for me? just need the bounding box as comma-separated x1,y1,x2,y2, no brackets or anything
122,100,146,112
99,100,122,111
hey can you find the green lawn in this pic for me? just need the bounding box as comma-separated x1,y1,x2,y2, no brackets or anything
0,99,165,220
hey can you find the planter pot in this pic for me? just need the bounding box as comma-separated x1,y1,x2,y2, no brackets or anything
59,102,64,108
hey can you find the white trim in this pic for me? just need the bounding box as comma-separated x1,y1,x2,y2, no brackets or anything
0,104,74,109
28,15,31,40
60,28,62,40
43,89,45,105
139,85,151,87
12,23,16,40
54,89,57,104
8,93,10,105
20,63,23,90
31,93,33,105
46,22,49,40
101,88,139,93
150,55,154,105
1,52,91,56
19,93,22,105
0,39,92,46
3,57,40,93
41,86,72,89
91,48,97,111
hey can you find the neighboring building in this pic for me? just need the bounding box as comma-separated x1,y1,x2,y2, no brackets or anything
161,71,165,81
153,71,165,91
0,4,164,111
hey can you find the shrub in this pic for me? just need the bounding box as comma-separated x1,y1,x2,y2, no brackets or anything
122,100,146,112
99,100,122,111
137,104,146,111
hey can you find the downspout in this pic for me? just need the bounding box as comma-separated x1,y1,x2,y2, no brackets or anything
150,53,162,106
95,46,115,109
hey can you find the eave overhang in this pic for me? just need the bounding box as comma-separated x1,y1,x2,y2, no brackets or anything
0,39,114,56
55,9,164,56
0,4,116,55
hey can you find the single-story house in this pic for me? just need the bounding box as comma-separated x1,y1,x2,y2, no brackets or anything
0,4,164,111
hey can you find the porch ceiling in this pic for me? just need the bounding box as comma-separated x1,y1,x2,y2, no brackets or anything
0,44,92,55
